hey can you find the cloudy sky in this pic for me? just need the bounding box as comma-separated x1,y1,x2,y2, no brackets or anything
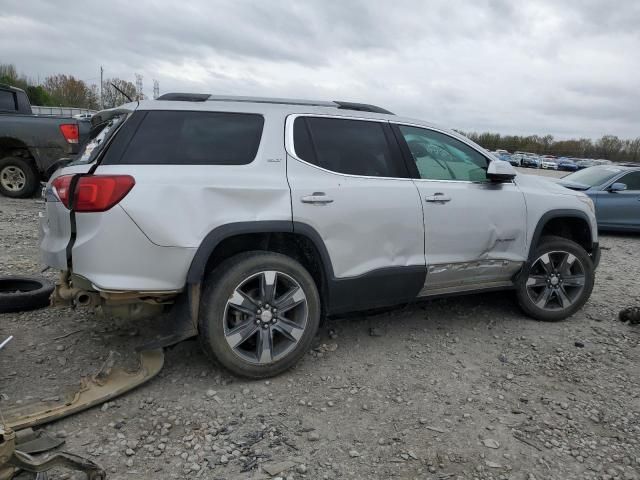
1,0,638,138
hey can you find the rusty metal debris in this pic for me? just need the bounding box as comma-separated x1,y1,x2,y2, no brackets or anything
2,349,164,431
0,425,105,480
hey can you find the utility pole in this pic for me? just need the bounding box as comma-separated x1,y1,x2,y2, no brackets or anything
153,79,159,99
100,66,103,109
135,74,144,101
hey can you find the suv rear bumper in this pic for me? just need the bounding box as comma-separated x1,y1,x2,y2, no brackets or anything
39,204,196,292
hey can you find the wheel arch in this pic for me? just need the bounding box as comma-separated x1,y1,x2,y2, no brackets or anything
0,136,36,162
529,209,594,259
185,221,334,318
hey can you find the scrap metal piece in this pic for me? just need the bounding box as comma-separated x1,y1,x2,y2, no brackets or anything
14,429,65,455
10,449,106,480
2,349,164,431
1,426,105,480
0,428,16,480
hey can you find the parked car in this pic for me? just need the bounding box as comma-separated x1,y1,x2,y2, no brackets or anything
557,165,640,232
0,84,89,197
507,155,520,167
576,159,596,169
540,156,558,170
522,156,541,168
40,94,600,378
593,159,613,166
491,152,512,163
73,113,94,120
557,158,578,171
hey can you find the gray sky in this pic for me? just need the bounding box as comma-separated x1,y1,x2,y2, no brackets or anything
1,0,638,138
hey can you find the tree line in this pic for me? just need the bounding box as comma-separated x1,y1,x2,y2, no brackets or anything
0,63,138,110
462,132,640,163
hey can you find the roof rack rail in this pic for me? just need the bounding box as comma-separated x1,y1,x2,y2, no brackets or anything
156,93,210,102
155,93,394,114
334,101,394,115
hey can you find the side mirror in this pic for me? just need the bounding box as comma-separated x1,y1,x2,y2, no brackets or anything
608,182,627,192
487,160,517,182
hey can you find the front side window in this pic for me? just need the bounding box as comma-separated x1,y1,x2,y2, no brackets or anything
397,125,488,182
618,171,640,191
293,117,404,178
119,111,264,165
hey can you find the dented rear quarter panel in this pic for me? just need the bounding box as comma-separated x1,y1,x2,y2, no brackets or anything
98,109,292,248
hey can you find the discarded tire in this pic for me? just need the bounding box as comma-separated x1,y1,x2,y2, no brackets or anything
0,276,54,313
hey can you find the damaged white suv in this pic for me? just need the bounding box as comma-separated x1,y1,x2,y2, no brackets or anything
40,94,600,378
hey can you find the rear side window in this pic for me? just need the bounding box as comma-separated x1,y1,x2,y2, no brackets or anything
0,90,16,111
119,111,264,165
293,117,404,178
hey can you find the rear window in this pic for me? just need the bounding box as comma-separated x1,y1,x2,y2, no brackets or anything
119,111,264,165
69,113,129,165
0,90,16,111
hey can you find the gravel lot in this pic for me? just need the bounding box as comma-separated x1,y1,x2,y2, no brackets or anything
1,168,639,480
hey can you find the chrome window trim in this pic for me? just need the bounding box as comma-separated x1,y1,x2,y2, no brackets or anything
284,113,512,186
284,113,412,182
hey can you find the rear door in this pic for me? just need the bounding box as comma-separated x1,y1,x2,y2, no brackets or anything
593,171,640,229
285,115,425,313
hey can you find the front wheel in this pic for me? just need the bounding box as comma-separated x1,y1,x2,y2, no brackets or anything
199,252,321,378
516,236,595,322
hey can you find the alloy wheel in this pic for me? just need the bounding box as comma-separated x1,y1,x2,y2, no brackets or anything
223,270,308,365
526,250,586,310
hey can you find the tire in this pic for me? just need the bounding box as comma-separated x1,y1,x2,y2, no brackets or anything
0,156,39,198
0,276,54,313
199,251,321,378
516,236,594,322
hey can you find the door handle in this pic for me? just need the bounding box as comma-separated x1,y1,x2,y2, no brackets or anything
425,193,451,203
301,192,334,204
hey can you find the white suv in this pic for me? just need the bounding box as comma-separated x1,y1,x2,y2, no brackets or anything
40,94,600,378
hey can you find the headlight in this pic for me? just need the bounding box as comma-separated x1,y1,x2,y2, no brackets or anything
578,195,595,214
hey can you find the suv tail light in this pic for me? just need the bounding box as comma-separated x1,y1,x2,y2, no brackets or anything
59,124,79,144
51,174,135,212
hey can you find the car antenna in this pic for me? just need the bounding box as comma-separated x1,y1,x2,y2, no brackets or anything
110,82,133,103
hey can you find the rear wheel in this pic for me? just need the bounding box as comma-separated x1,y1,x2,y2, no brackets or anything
516,236,594,321
0,156,39,198
199,251,321,378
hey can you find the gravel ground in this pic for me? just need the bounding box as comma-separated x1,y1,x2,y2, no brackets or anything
1,168,639,480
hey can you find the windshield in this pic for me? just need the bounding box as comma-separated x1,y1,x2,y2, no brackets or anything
68,113,128,165
563,166,622,186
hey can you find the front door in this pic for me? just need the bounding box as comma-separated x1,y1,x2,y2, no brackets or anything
392,124,527,295
285,115,425,313
593,171,640,230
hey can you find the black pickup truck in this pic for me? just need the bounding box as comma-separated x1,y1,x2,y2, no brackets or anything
0,84,89,198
